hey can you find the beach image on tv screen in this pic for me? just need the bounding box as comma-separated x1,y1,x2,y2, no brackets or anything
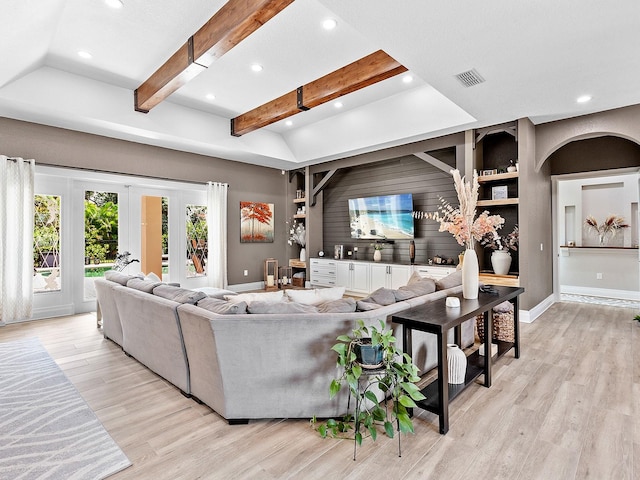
348,193,414,240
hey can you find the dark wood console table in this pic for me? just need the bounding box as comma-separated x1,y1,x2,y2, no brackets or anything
392,285,524,434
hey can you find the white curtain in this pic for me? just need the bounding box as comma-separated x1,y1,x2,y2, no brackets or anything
0,156,35,324
207,182,228,288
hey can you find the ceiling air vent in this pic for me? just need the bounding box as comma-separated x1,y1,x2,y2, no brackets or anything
455,69,485,88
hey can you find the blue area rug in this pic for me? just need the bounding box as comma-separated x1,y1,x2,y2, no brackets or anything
0,338,131,480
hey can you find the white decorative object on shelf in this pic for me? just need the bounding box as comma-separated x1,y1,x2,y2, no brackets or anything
491,249,512,275
299,247,306,262
373,249,382,262
462,248,479,299
447,344,467,384
445,297,460,308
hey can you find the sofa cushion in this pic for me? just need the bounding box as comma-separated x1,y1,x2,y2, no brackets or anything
224,290,284,304
196,297,248,314
126,277,163,293
316,297,357,313
247,301,318,314
436,270,463,290
365,287,397,306
285,286,345,305
153,284,207,304
144,272,162,282
192,286,238,299
394,277,436,301
406,271,427,284
105,270,139,286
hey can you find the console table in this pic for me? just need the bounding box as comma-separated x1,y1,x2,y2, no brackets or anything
392,285,524,434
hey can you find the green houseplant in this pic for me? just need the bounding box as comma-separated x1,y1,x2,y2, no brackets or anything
312,320,426,453
634,314,640,323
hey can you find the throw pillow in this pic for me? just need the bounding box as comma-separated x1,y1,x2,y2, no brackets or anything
224,290,285,304
435,271,463,290
316,297,357,313
104,270,137,286
394,277,436,301
365,287,397,306
153,285,206,304
247,301,318,314
406,271,427,285
356,300,383,311
144,272,162,282
285,286,346,305
196,297,248,314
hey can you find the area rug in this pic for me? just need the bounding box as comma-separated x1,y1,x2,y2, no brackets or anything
0,338,131,480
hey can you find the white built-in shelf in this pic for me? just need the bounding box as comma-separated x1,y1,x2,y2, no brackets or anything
293,197,306,204
477,198,519,207
293,214,306,219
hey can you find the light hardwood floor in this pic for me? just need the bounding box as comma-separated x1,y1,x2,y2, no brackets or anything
1,301,638,479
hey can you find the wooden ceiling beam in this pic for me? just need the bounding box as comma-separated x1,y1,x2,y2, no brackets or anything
231,50,407,136
135,0,294,113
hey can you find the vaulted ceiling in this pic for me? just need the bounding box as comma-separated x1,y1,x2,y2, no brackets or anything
1,0,639,170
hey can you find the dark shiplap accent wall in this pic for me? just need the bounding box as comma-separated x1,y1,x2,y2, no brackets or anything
321,155,464,265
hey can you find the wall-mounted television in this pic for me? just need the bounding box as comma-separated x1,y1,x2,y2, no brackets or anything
348,193,414,240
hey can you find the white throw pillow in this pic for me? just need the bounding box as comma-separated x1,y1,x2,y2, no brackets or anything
285,286,345,305
192,286,238,299
224,290,284,304
144,272,162,282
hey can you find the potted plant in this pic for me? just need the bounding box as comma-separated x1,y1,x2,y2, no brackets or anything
312,320,426,457
634,314,640,323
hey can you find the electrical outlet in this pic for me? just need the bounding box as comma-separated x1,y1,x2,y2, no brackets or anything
243,270,248,276
596,272,603,280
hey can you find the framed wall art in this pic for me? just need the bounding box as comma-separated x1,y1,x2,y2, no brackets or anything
240,201,274,242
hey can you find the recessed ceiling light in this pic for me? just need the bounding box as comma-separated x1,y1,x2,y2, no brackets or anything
402,75,413,84
251,64,263,72
77,51,92,59
205,93,216,100
104,0,124,8
285,120,293,127
322,18,337,30
577,95,592,103
334,101,343,109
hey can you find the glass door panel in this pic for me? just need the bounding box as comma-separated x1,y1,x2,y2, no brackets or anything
186,204,207,277
33,195,61,293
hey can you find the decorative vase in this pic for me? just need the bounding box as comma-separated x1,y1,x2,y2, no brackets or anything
409,240,415,265
491,249,512,275
299,247,306,262
373,249,382,262
447,344,467,384
461,248,479,299
354,339,383,368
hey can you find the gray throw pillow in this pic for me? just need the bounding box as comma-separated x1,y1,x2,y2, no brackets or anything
316,298,357,313
365,287,397,306
247,301,318,314
153,284,207,304
394,277,436,301
435,271,463,290
196,297,248,314
126,277,163,293
356,300,383,311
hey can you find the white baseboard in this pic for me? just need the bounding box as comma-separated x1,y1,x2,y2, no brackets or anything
29,304,75,321
519,294,555,323
560,285,640,301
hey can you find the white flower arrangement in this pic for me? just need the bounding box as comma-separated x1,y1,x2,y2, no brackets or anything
287,220,306,247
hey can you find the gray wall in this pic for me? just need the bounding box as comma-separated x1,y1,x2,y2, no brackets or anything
0,117,288,286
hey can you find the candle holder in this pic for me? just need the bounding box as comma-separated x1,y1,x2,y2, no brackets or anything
264,258,278,291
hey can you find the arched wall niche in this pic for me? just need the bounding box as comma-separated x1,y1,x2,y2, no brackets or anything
546,135,640,175
535,103,640,171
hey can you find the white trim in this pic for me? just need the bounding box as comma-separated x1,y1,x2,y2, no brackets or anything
230,281,264,292
30,304,75,321
519,294,555,323
560,285,640,301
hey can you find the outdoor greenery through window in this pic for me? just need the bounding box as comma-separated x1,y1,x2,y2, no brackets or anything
84,191,118,300
186,204,207,277
33,195,61,293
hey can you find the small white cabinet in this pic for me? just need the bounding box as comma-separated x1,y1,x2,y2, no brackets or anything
370,263,412,291
309,258,337,287
336,261,370,295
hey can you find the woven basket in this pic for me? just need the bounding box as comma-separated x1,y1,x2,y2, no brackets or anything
476,311,514,343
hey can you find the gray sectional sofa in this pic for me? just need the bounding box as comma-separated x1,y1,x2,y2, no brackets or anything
95,270,474,424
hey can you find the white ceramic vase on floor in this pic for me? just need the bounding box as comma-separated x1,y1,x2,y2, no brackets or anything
462,248,479,299
447,344,467,384
491,249,512,275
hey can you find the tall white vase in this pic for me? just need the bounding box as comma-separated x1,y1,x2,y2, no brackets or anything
462,248,479,299
447,344,467,384
299,247,306,262
491,249,512,275
373,249,382,262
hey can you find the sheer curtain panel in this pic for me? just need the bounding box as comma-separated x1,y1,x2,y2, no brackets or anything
207,182,228,288
0,156,35,324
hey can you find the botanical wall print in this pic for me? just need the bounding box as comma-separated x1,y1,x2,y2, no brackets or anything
240,201,274,243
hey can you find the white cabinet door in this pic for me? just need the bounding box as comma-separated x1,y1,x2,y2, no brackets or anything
350,262,370,294
389,264,411,289
369,263,389,291
336,262,351,289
